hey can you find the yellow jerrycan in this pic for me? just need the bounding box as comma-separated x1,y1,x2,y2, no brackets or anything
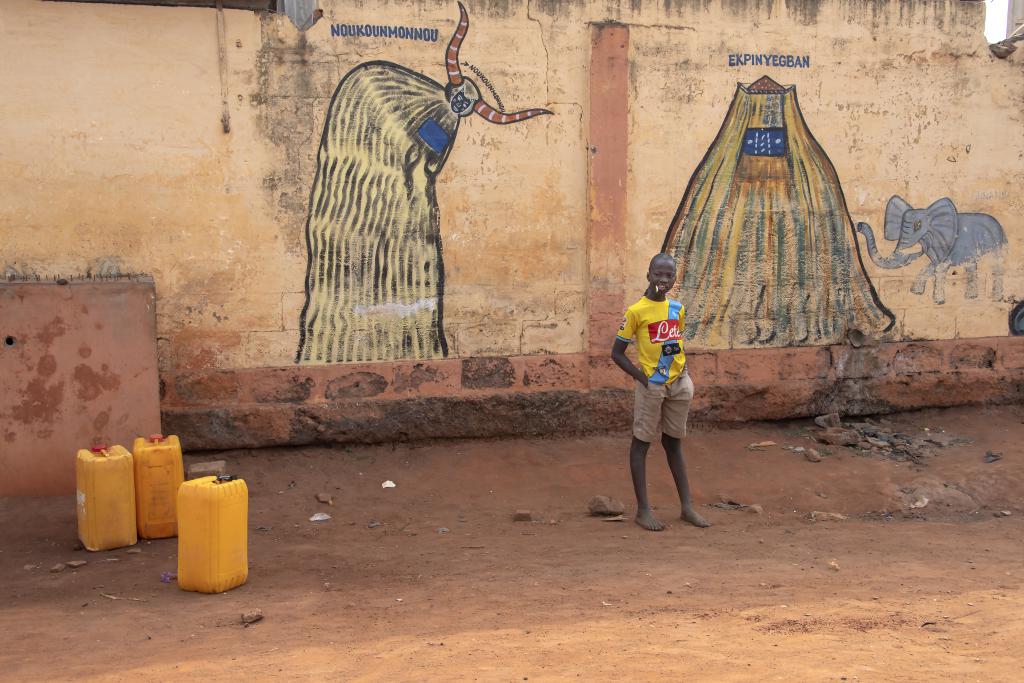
132,434,185,539
177,475,248,593
76,445,138,551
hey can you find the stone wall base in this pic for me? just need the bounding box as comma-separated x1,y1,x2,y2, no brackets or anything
162,337,1024,449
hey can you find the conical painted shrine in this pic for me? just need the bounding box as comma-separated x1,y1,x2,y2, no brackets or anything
662,76,894,348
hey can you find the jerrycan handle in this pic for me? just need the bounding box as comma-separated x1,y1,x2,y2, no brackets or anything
214,475,237,483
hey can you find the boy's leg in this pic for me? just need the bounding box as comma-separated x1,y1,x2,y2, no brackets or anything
629,437,664,531
661,373,709,528
662,434,710,528
632,382,666,531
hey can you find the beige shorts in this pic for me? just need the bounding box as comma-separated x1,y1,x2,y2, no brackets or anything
633,372,694,443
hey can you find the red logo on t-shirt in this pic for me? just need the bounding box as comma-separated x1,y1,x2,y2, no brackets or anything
648,319,681,343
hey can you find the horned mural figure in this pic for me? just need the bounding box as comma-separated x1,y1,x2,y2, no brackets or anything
296,2,551,364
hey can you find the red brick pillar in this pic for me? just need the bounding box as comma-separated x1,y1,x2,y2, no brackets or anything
587,23,631,389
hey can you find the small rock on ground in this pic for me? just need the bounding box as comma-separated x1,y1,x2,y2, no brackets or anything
513,510,533,522
315,493,334,506
49,564,65,573
804,449,822,463
924,433,956,447
588,495,625,516
809,511,849,522
814,413,842,429
898,482,977,514
819,428,860,446
65,560,87,569
241,609,264,625
125,548,142,554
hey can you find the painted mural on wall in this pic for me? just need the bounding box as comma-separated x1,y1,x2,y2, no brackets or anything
661,75,894,349
1010,302,1024,336
296,3,551,364
856,196,1006,305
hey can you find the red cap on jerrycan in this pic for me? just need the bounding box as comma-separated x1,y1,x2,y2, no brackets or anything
149,434,164,443
90,445,107,453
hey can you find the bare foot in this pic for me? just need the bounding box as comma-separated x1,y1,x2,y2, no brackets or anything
682,507,711,528
635,509,666,531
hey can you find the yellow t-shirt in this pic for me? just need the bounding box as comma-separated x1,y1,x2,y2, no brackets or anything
616,296,687,385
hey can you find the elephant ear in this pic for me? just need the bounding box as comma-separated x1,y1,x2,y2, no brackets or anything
923,197,959,256
884,195,912,241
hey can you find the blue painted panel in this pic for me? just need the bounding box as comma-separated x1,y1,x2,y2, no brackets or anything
417,119,450,154
742,128,786,157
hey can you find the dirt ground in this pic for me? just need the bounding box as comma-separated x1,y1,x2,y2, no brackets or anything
2,404,1023,682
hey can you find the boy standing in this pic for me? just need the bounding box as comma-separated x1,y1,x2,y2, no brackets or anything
611,254,709,531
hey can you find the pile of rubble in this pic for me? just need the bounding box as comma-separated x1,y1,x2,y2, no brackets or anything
811,413,963,465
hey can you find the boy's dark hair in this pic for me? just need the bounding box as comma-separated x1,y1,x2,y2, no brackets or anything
648,253,676,271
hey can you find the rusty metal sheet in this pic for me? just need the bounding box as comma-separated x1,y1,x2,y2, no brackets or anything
0,279,160,496
279,0,321,30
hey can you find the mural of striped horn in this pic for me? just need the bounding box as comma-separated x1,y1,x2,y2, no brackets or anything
295,3,553,365
473,100,553,125
445,1,469,85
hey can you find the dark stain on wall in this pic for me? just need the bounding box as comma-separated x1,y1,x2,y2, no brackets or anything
37,354,57,377
462,357,516,389
517,0,973,29
784,0,820,25
476,0,517,17
252,373,315,403
254,14,333,259
11,378,64,425
721,0,773,17
950,344,996,370
837,0,972,30
73,363,121,401
392,363,442,392
326,372,390,399
93,409,111,433
36,317,67,345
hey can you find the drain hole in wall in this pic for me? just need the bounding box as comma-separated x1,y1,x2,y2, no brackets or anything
4,336,15,347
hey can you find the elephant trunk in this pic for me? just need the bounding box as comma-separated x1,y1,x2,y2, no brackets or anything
856,221,921,269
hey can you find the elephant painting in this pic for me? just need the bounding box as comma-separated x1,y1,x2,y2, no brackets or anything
855,196,1006,304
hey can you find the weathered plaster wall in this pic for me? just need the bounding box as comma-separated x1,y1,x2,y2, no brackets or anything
2,0,1023,447
627,0,1024,346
